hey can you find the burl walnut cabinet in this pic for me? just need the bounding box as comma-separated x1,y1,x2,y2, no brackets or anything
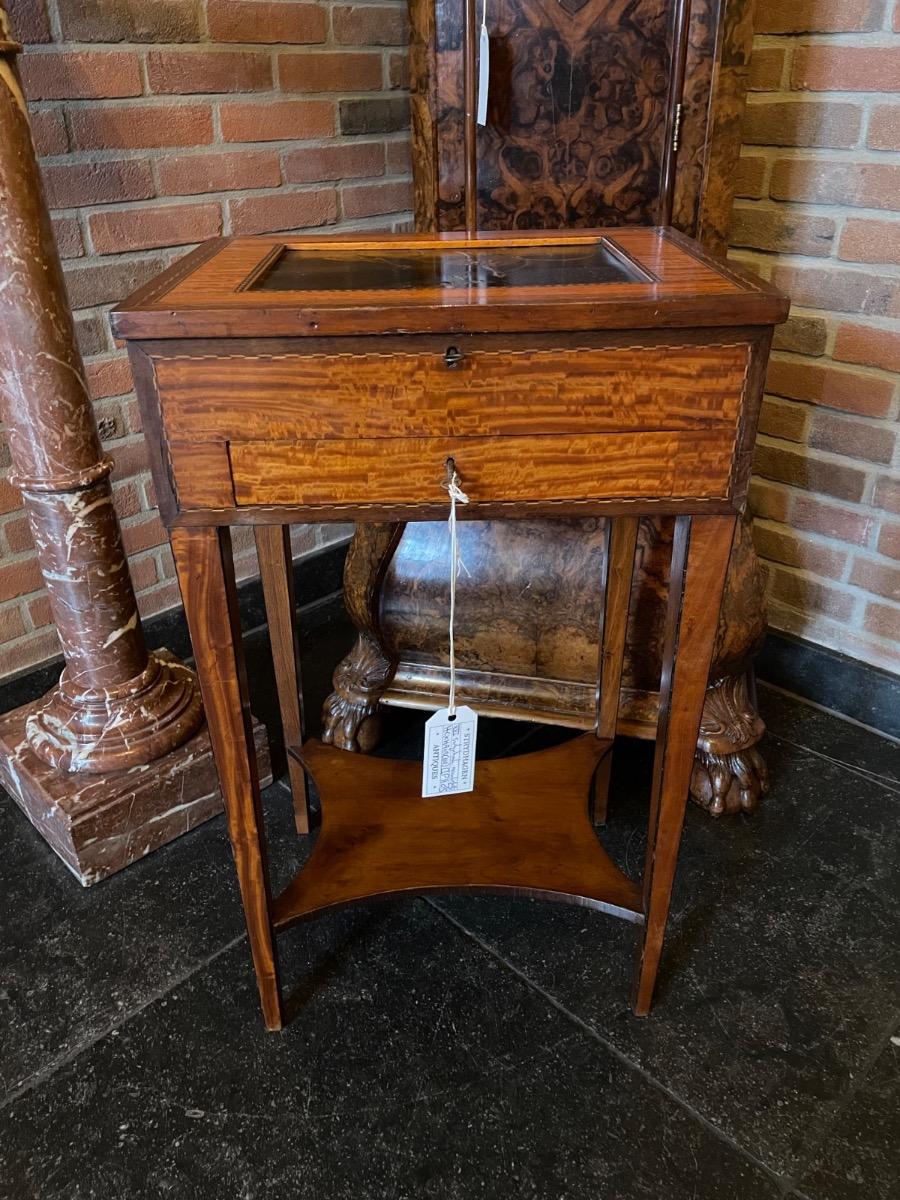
114,230,786,1027
325,0,767,817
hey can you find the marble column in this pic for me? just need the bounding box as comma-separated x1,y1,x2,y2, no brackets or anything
0,9,269,882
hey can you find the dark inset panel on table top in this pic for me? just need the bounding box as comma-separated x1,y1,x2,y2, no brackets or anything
250,242,650,293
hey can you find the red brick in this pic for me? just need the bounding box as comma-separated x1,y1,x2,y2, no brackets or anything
220,99,333,141
0,628,61,676
94,399,128,443
41,159,154,209
56,0,202,41
147,50,272,94
385,138,410,174
770,160,900,211
129,556,159,591
111,480,143,520
3,516,34,553
89,202,222,253
834,322,900,374
839,219,900,267
85,356,135,400
765,358,894,418
157,150,282,195
743,102,862,149
873,475,900,515
850,557,900,601
809,412,895,465
279,51,382,92
773,315,828,357
136,580,180,619
341,178,413,219
792,46,900,93
120,515,166,555
26,594,52,629
768,566,855,621
7,0,52,42
19,51,142,100
110,439,151,481
0,604,26,644
332,5,408,44
208,0,326,42
864,599,900,640
75,312,109,357
754,520,848,576
65,257,165,310
0,476,23,517
748,47,784,91
758,397,810,443
29,109,68,156
748,479,790,522
733,155,768,199
70,104,214,150
791,495,875,545
753,441,868,503
771,264,900,319
51,216,84,258
0,558,44,602
877,522,900,560
868,105,900,151
754,0,884,33
730,207,834,256
388,51,408,90
284,141,383,183
229,188,337,234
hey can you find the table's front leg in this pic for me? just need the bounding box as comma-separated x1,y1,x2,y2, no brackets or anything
171,525,284,1031
633,513,738,1016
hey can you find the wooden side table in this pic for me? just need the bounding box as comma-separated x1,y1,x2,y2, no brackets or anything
114,228,787,1030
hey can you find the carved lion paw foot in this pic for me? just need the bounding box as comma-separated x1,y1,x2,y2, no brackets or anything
691,744,769,816
690,673,769,816
321,692,383,753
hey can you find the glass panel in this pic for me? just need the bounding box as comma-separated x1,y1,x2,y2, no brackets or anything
250,243,646,293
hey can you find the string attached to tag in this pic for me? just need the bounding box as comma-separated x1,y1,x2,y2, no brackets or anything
421,460,478,798
444,460,469,716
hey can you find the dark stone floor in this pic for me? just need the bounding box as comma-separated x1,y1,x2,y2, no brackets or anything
1,606,898,1199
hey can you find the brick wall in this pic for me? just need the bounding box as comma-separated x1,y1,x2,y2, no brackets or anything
731,0,900,675
0,0,412,677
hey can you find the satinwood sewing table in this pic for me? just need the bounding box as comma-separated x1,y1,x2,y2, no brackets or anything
113,228,787,1031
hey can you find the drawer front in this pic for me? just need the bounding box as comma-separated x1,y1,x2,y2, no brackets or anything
154,340,750,443
228,429,736,509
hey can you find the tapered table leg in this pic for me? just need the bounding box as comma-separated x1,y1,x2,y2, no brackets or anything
171,525,284,1030
633,514,737,1016
256,525,309,834
593,517,639,823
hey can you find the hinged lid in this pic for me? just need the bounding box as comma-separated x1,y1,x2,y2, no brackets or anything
112,227,788,341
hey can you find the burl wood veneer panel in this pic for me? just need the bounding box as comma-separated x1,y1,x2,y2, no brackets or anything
228,429,736,508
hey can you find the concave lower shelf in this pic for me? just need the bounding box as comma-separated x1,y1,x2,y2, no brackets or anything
272,735,644,931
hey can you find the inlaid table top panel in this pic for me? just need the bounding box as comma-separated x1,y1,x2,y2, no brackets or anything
112,227,787,341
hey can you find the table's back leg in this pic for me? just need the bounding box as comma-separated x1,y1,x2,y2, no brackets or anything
633,514,737,1016
256,525,309,834
592,516,639,824
171,525,284,1031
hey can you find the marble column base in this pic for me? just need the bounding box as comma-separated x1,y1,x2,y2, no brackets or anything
0,702,271,887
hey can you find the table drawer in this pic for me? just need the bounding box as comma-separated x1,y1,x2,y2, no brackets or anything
154,340,750,443
228,429,736,509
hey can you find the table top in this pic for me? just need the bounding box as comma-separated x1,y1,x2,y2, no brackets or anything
112,227,788,341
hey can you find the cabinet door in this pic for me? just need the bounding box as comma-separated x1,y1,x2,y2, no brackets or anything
410,0,751,248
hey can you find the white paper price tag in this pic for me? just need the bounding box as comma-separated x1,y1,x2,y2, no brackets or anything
476,22,490,126
422,705,478,797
